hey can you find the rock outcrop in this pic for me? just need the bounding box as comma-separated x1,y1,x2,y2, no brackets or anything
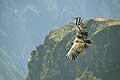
26,18,120,80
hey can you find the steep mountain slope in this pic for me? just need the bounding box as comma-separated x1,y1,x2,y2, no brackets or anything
26,18,120,80
0,48,24,80
1,0,120,80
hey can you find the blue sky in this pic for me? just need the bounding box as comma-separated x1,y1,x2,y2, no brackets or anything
0,0,120,77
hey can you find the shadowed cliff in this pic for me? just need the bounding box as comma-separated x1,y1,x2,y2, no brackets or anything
26,18,120,80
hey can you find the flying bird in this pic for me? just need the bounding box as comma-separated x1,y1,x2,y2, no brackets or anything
66,17,91,60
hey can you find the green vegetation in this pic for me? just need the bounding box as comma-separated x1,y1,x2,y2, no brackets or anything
49,22,75,41
26,18,120,80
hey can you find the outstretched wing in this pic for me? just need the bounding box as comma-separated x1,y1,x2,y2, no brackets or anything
66,39,85,60
66,49,81,60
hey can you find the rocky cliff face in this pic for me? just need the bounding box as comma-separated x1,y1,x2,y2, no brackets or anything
26,18,120,80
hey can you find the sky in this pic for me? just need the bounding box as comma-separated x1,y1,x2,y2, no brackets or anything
0,0,120,77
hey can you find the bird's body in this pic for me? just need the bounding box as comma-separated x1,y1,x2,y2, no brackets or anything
66,17,91,60
66,37,86,60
